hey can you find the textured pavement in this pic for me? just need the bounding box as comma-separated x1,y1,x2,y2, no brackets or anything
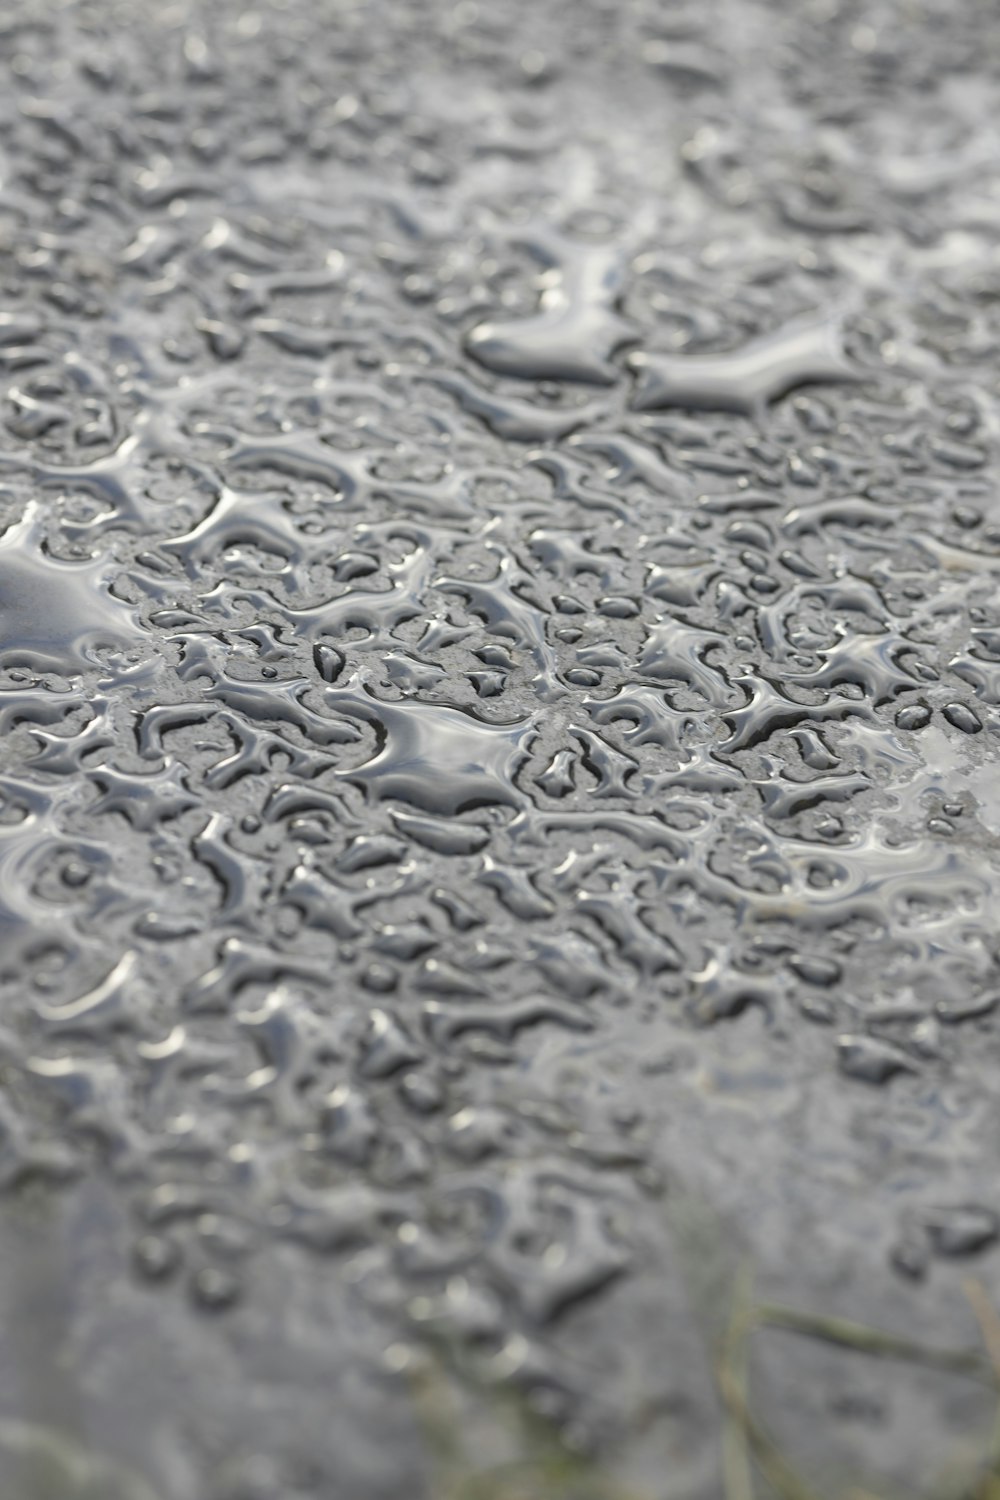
0,2,999,1496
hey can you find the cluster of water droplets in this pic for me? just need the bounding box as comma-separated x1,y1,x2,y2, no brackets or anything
0,0,998,1491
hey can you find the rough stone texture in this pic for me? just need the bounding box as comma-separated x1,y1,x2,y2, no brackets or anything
0,0,998,1495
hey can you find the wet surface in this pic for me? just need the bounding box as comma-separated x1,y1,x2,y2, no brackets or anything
0,0,999,1495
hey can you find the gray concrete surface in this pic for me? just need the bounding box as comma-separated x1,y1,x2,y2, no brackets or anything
0,0,998,1495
